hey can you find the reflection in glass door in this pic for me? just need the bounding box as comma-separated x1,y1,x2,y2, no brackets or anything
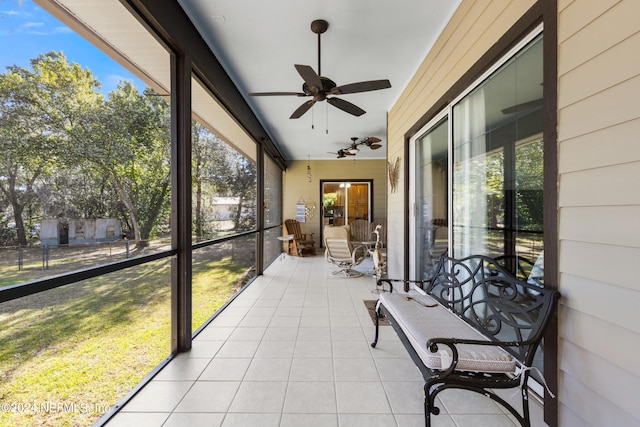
452,34,544,272
411,117,449,280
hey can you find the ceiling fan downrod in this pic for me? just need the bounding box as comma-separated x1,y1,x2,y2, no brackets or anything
311,19,328,76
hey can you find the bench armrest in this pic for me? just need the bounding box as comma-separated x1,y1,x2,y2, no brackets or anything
376,277,427,293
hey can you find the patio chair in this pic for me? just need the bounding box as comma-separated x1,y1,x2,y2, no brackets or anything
324,225,367,277
349,219,373,248
284,219,316,256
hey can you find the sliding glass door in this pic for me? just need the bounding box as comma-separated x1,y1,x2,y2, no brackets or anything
411,32,543,282
452,34,544,273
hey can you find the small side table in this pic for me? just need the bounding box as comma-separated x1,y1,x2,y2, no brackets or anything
277,235,294,260
361,241,377,254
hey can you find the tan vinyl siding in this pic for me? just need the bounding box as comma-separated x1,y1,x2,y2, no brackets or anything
559,118,640,173
560,206,640,248
558,0,640,425
559,162,640,207
282,160,387,244
559,357,640,427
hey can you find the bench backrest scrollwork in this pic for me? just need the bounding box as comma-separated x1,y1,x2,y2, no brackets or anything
422,254,560,365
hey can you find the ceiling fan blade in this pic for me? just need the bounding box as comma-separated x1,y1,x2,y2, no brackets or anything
331,79,391,95
328,150,348,158
501,98,543,115
290,99,316,119
327,97,366,117
248,91,307,97
294,64,322,90
369,144,382,150
363,136,381,143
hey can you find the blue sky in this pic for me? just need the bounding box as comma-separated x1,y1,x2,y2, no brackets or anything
0,0,145,94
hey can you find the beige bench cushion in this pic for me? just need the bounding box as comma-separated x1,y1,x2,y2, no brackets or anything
379,292,516,373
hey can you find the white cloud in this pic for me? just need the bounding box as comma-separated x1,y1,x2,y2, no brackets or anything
22,22,71,36
23,21,43,27
53,26,71,34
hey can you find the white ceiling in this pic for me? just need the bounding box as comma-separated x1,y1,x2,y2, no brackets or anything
177,0,461,161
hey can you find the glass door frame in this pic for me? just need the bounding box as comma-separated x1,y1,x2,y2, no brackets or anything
319,179,373,246
409,109,451,281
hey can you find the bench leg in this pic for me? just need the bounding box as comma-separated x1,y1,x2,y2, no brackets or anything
370,301,380,348
423,382,444,427
424,383,436,427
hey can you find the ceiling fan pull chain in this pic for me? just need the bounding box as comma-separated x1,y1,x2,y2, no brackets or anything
326,103,329,134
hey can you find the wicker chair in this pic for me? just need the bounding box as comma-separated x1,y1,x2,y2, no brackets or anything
284,219,316,256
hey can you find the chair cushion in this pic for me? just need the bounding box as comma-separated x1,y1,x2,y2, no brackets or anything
379,292,516,373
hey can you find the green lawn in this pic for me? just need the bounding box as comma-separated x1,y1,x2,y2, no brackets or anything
0,255,247,427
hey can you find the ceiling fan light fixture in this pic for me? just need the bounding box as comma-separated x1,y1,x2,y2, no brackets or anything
333,136,383,158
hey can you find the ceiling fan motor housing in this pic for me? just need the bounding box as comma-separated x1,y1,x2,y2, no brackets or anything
303,77,336,101
310,19,329,34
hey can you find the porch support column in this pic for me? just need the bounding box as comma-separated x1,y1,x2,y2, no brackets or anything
171,52,192,353
256,142,265,275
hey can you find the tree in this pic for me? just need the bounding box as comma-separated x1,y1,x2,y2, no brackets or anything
226,155,257,232
192,122,257,238
1,51,254,249
0,52,103,245
192,121,226,240
66,83,171,244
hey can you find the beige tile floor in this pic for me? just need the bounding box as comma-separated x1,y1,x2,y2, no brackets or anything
106,255,546,427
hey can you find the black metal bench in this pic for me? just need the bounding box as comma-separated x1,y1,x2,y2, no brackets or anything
371,254,560,427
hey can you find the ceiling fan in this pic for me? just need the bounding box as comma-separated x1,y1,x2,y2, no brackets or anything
248,19,392,119
328,137,383,158
501,98,543,115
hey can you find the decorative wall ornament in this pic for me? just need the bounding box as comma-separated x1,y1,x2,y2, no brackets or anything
388,156,401,193
304,156,315,218
305,201,317,219
296,197,306,222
